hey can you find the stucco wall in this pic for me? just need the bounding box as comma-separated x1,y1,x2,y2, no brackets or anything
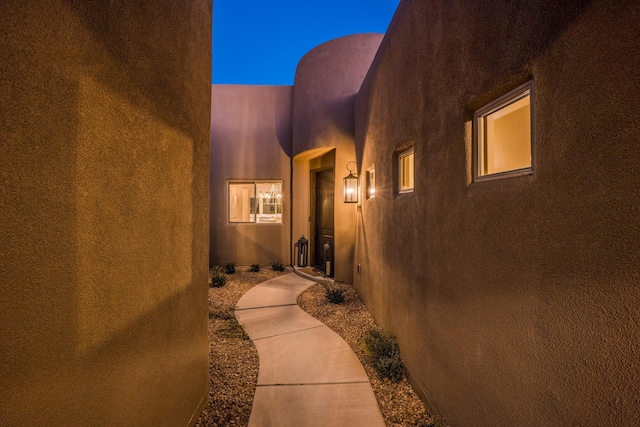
355,0,640,425
292,34,383,282
0,1,211,425
210,85,292,266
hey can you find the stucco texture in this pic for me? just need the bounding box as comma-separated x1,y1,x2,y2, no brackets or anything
292,34,383,283
210,85,293,266
0,1,211,425
355,0,639,425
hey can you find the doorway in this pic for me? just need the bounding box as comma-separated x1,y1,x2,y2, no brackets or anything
311,168,334,277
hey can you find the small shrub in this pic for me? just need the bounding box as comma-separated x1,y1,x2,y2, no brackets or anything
317,270,344,304
271,261,285,272
210,266,227,288
361,328,404,382
224,262,236,274
325,287,344,304
249,263,261,272
211,274,227,288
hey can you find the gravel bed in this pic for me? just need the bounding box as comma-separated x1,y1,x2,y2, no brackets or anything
195,268,445,427
298,282,445,427
194,266,291,427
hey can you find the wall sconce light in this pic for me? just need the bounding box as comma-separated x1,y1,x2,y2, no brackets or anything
343,161,359,203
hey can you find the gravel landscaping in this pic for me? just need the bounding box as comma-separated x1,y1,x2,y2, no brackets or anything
195,267,290,426
195,267,446,427
298,281,446,427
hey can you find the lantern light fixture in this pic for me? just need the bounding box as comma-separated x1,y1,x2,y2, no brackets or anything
343,161,359,203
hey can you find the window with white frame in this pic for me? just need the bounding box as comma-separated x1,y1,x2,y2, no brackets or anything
398,148,414,193
474,81,534,181
228,181,282,223
366,168,376,199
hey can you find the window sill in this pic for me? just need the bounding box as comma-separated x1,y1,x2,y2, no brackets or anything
474,167,533,183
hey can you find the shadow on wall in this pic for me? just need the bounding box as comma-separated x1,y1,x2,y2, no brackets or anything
275,90,293,158
61,0,211,144
2,59,209,427
75,282,207,426
220,226,285,266
326,93,358,137
1,65,81,423
1,0,210,424
11,283,207,425
294,93,359,151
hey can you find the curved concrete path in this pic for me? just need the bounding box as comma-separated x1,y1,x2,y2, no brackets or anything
235,273,385,427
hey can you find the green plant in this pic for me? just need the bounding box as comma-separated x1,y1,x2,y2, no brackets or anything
210,266,227,288
271,261,285,272
249,263,260,272
224,262,236,274
325,287,344,304
361,328,404,382
317,270,344,304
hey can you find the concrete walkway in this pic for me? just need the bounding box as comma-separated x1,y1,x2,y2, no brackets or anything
235,273,385,427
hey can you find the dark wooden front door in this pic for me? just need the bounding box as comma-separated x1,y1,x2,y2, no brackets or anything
314,169,334,276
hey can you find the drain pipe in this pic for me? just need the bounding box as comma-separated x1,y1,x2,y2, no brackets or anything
289,155,293,267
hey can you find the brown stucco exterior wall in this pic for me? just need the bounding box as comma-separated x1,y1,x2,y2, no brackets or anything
210,84,292,266
0,1,211,425
355,0,640,425
292,34,383,283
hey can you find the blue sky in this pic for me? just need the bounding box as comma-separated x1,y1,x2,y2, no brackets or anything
212,1,400,85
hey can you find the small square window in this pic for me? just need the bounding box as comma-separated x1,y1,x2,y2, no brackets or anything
398,148,414,193
229,181,282,223
366,168,376,199
474,81,534,181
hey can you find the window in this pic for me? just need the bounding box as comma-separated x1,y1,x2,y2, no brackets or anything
398,148,414,193
366,168,376,199
474,81,534,181
228,181,282,223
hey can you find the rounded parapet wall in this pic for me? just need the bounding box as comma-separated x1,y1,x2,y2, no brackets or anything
292,33,384,156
